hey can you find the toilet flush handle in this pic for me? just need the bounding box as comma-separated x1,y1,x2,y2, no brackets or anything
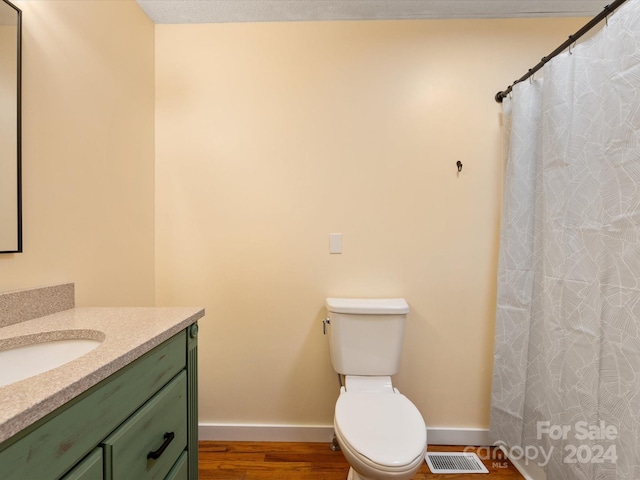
322,317,330,335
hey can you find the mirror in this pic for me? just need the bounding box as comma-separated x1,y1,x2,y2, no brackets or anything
0,0,20,253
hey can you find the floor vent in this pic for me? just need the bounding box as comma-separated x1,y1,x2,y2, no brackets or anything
425,452,489,474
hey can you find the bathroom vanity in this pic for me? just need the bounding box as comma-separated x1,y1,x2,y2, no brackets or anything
0,284,204,480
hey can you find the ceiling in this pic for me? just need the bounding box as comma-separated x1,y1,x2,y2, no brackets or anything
136,0,610,24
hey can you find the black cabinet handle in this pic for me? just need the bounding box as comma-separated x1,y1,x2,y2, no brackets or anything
147,432,175,460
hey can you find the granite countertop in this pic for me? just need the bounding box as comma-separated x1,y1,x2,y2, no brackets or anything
0,306,204,444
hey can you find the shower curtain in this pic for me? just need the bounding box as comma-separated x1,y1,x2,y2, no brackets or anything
490,1,640,479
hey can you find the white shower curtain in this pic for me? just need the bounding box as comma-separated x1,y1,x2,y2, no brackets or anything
490,2,640,479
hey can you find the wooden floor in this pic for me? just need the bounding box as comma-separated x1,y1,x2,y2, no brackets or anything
199,441,525,479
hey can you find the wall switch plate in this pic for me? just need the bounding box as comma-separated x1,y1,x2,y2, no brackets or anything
329,233,342,254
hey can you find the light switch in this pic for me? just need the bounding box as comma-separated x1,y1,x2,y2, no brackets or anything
329,233,342,254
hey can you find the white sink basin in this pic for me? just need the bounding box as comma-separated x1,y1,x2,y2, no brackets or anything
0,336,102,387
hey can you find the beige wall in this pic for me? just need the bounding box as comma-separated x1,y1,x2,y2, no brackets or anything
155,17,586,430
0,1,155,306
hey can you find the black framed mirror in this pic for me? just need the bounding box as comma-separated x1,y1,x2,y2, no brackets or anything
0,0,21,253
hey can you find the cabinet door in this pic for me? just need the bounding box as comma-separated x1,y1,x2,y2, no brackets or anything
102,371,187,480
61,448,103,480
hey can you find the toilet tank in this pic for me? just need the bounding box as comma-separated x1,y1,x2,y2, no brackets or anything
325,298,410,376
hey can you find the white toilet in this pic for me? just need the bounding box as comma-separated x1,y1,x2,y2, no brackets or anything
325,298,427,480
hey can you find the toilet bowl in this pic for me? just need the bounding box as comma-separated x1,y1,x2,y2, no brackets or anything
333,377,427,480
325,298,427,480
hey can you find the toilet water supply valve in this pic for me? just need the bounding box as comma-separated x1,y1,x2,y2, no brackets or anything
322,317,330,335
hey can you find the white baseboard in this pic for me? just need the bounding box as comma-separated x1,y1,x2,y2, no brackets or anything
199,424,335,443
427,427,491,446
199,423,490,446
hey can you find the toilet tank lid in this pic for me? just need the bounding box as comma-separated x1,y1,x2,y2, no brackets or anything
326,298,409,315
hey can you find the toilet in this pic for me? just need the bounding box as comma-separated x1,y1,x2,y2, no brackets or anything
325,298,427,480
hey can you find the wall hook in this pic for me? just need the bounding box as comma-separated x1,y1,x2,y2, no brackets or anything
456,161,463,173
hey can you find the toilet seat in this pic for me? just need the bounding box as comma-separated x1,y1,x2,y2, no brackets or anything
335,430,424,479
334,391,426,469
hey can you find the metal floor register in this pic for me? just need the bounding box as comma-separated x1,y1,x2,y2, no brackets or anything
425,452,489,474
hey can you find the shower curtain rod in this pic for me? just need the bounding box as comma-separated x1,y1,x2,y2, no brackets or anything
494,0,629,103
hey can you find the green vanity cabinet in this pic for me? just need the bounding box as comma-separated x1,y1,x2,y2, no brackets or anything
0,324,199,480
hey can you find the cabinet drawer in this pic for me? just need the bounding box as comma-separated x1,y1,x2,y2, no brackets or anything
103,371,187,480
61,448,103,480
165,451,189,480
